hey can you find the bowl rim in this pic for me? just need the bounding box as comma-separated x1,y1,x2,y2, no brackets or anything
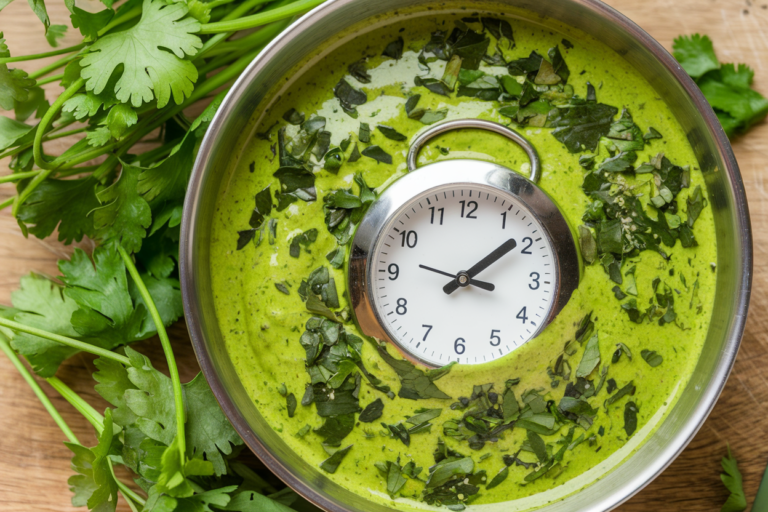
180,1,752,510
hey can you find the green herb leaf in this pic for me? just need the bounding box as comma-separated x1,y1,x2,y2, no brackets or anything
720,446,747,512
359,398,384,423
546,95,618,153
80,0,202,108
377,345,452,400
361,145,392,164
623,401,638,436
314,413,355,447
319,444,352,473
486,465,508,490
66,409,118,511
575,332,600,378
93,164,152,253
0,36,37,111
604,381,635,409
382,37,404,59
672,34,719,79
16,176,100,244
334,78,367,116
377,124,407,141
640,349,663,367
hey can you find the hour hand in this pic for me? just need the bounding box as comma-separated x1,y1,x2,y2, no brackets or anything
443,238,516,295
418,265,495,292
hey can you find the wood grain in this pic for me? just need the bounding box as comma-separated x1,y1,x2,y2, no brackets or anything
1,0,767,510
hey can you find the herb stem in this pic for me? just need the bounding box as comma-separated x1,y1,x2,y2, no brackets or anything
0,170,39,184
0,125,83,162
197,17,288,64
0,318,131,365
28,52,80,80
117,246,186,462
30,78,85,173
195,0,270,58
0,43,86,64
46,377,104,432
0,333,79,444
35,73,65,86
0,196,15,211
207,0,240,8
198,0,324,33
111,459,145,509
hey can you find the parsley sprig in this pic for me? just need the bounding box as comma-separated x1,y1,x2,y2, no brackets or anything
0,0,327,510
673,34,768,137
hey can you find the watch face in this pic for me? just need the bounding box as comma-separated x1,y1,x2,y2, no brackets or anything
368,182,558,367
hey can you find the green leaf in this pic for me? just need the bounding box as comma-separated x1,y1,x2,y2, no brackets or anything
546,99,618,153
377,345,452,400
16,176,100,244
382,37,404,59
527,430,548,463
640,349,663,367
60,247,147,345
375,459,408,497
721,446,748,512
575,332,600,378
129,273,183,339
183,373,243,475
377,124,407,141
93,164,152,253
45,24,66,47
672,34,719,79
319,445,352,473
0,116,35,151
604,381,635,409
68,4,114,39
358,398,384,422
13,85,47,122
0,34,36,111
93,356,138,427
137,133,197,210
313,413,355,447
121,346,178,445
426,457,474,488
86,126,112,147
623,401,638,436
106,103,138,139
66,409,119,512
80,0,202,108
333,78,366,116
225,490,297,512
486,465,508,490
120,348,242,475
9,273,81,377
361,145,392,164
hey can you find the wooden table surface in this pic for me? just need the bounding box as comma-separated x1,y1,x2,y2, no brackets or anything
1,0,767,510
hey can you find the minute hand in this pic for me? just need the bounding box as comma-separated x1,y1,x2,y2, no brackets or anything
443,238,517,295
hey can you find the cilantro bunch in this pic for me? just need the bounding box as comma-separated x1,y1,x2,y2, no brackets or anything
0,0,326,510
673,34,768,137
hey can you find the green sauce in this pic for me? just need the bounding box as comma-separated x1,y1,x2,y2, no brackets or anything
209,5,716,510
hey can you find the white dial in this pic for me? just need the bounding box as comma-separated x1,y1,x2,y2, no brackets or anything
370,183,558,367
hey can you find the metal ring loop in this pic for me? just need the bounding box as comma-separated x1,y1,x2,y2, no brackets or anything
406,119,541,184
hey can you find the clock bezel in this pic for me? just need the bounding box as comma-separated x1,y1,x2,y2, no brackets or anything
348,159,581,368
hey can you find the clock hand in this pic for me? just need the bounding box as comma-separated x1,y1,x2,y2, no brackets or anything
443,238,517,295
419,265,495,292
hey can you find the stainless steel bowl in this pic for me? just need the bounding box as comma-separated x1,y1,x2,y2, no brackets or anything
180,0,752,510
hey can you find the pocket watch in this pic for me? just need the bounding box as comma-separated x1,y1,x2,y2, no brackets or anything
348,119,580,368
